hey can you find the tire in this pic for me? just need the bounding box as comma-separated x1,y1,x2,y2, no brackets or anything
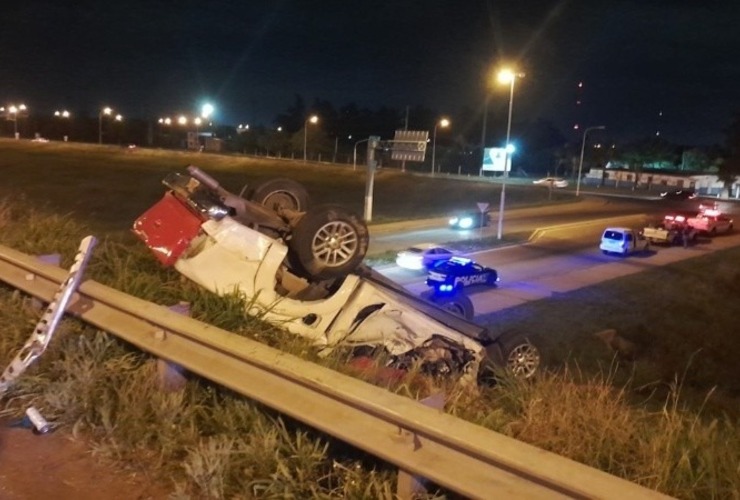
289,204,369,280
428,291,474,320
248,178,309,212
497,330,541,379
602,250,609,255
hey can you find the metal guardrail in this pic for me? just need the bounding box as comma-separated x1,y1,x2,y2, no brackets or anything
0,243,671,499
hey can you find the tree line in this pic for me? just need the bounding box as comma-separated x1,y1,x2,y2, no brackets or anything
4,96,740,180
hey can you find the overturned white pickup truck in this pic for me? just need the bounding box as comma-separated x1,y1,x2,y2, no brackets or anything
132,166,541,383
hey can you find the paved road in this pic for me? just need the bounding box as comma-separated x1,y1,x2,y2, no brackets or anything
372,196,740,317
367,197,648,254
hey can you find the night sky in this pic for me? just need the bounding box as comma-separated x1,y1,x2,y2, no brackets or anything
2,0,739,145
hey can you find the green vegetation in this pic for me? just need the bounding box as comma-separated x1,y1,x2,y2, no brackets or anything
1,142,738,498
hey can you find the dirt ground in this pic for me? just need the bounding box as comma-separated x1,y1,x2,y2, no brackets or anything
0,418,171,500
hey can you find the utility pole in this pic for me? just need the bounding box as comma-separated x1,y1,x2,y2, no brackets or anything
479,95,490,176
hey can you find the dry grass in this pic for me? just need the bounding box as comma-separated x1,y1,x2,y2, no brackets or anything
454,367,740,498
0,139,570,235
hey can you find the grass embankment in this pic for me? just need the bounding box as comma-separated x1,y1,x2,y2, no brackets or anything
0,142,738,498
0,139,569,235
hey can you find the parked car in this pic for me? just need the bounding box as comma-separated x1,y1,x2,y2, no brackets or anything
600,227,651,256
449,210,490,230
533,177,568,188
396,243,455,271
660,189,697,200
426,256,499,293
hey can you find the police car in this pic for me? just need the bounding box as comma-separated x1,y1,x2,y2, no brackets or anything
426,256,499,293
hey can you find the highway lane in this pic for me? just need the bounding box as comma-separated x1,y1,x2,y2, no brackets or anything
367,196,654,254
375,195,740,318
369,192,738,254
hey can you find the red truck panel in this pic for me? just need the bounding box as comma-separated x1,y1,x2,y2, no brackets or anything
132,193,204,266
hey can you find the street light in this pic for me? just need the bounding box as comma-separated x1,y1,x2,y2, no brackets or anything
201,103,214,119
54,110,71,141
303,114,318,163
496,69,524,240
353,138,370,170
431,118,450,175
98,107,112,144
7,104,27,139
576,125,606,196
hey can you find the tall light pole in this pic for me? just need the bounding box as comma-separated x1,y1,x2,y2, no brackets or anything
158,117,171,147
194,117,202,148
113,114,123,144
54,110,71,141
576,125,606,196
431,118,450,175
8,104,27,139
98,107,112,144
496,69,523,240
200,103,215,138
303,114,318,163
479,95,490,176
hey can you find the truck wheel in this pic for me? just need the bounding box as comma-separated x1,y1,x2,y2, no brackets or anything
248,178,309,212
428,291,474,320
498,330,541,379
289,204,369,280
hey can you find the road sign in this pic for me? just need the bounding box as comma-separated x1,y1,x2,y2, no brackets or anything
392,130,428,162
477,202,489,213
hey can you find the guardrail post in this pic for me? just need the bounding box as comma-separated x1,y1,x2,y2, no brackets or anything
155,302,191,392
396,392,445,499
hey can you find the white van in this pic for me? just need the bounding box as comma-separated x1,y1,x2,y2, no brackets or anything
600,227,650,256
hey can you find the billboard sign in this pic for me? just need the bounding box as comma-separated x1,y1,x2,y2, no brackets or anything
481,147,511,172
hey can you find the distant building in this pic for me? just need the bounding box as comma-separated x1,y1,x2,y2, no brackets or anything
583,168,740,198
